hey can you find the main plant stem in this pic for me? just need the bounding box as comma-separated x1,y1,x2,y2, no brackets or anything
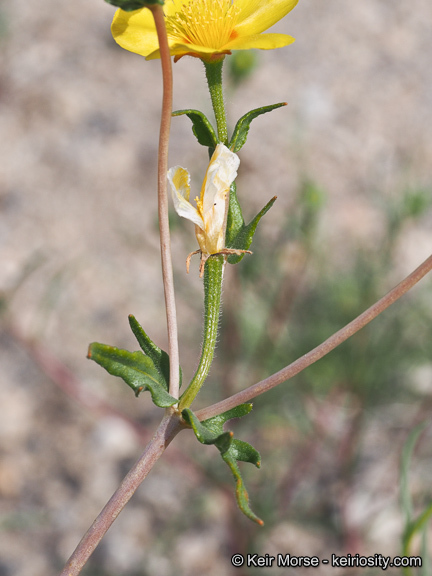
204,59,228,145
196,253,432,421
179,60,229,409
151,4,180,400
179,256,224,409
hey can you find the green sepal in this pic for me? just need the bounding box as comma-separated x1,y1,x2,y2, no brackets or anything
182,404,263,525
128,314,182,389
227,196,277,264
104,0,163,10
229,102,287,153
225,183,244,247
88,343,177,407
172,109,218,150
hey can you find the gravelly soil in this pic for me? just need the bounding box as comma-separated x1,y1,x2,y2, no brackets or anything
1,0,432,575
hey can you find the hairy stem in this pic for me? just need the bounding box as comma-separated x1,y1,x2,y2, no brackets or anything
150,4,180,400
179,255,224,409
196,253,432,421
59,411,183,576
204,59,228,144
179,61,230,408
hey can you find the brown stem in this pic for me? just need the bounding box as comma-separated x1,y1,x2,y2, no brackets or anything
149,4,180,400
59,411,184,576
196,253,432,421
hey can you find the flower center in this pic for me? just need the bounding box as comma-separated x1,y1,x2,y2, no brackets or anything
165,0,239,50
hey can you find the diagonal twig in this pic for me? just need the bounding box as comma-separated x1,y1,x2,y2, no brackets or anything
196,253,432,421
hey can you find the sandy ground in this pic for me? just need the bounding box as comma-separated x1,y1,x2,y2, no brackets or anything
1,0,432,574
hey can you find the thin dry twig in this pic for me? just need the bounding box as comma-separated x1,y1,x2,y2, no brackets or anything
196,253,432,421
151,4,180,400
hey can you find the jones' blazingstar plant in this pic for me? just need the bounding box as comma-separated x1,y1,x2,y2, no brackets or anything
58,0,432,573
89,0,299,528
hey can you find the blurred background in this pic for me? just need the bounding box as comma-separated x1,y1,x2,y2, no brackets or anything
1,0,432,574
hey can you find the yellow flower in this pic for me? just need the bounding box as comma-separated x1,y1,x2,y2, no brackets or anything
112,0,298,62
167,143,239,257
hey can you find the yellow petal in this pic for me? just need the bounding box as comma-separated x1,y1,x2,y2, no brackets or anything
145,42,220,61
111,0,189,57
235,0,299,36
112,8,159,58
225,32,295,52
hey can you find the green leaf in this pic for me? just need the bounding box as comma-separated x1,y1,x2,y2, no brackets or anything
182,408,233,453
88,343,177,407
128,314,182,389
228,438,261,466
202,403,254,434
172,109,218,149
229,102,287,153
225,183,244,247
105,0,163,10
227,196,277,264
183,404,263,525
222,448,263,526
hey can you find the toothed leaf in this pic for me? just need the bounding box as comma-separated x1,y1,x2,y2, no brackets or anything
229,103,287,153
88,343,177,407
128,314,182,389
227,196,277,264
173,109,218,149
183,405,263,525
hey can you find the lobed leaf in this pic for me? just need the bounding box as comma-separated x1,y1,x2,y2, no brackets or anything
203,403,254,434
228,438,261,467
88,343,177,407
222,450,263,526
172,109,218,150
182,408,233,454
183,404,263,525
229,103,287,153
